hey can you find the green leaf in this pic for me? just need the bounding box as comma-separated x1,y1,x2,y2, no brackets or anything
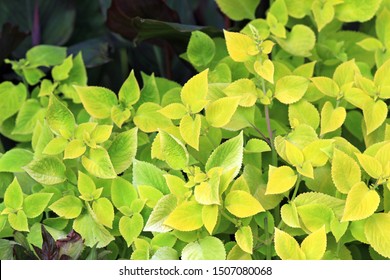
108,128,137,174
145,194,177,232
49,195,83,219
160,131,189,170
82,147,117,179
312,1,335,31
4,178,24,210
77,171,96,200
206,132,243,178
151,247,179,260
254,59,275,84
111,106,131,128
46,95,75,139
223,30,256,62
133,102,172,133
23,156,66,185
0,82,27,125
181,69,209,114
13,99,45,135
138,185,164,208
43,137,68,155
225,190,264,218
300,226,327,260
355,153,383,179
244,139,271,153
0,148,33,172
64,139,86,159
158,103,187,120
206,97,241,128
111,177,138,210
180,114,201,150
164,201,203,231
194,174,220,205
357,38,384,52
26,45,66,67
235,226,253,254
281,202,300,228
75,86,117,119
331,149,361,194
59,53,87,103
365,213,390,258
285,0,314,18
223,78,258,106
274,75,309,104
187,31,215,67
23,193,53,218
363,99,388,134
303,139,334,167
119,213,144,247
52,55,73,81
22,68,45,85
320,102,346,136
90,125,112,144
288,99,320,130
330,218,348,242
335,0,382,22
119,70,140,108
73,212,114,248
216,0,260,20
274,228,305,260
269,0,288,25
133,160,169,194
181,236,226,260
274,25,316,57
8,210,29,232
297,204,334,232
266,165,297,194
285,141,304,167
93,197,114,228
202,205,219,235
342,182,380,222
0,240,14,260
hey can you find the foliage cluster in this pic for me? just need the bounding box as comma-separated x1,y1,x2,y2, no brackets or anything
1,0,390,260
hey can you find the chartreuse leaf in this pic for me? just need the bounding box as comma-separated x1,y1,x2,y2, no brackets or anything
93,197,114,228
216,0,260,20
235,226,253,254
119,213,144,247
111,106,131,128
320,102,346,136
300,226,327,260
164,201,203,231
365,213,390,258
22,68,45,85
363,99,387,134
75,86,117,119
274,25,316,57
245,139,271,153
224,30,256,62
90,125,112,144
4,178,23,210
195,170,220,205
311,77,339,98
145,194,177,233
138,185,163,208
223,79,258,107
288,99,320,130
182,236,226,260
285,141,304,167
331,149,361,194
181,69,209,114
52,55,73,81
355,153,382,179
274,228,305,260
206,132,243,177
151,247,179,260
281,202,300,228
312,1,335,31
180,114,201,150
0,82,26,125
187,31,215,67
74,210,114,248
206,97,240,128
164,174,188,198
23,193,53,218
274,75,309,104
202,205,219,235
8,210,29,232
64,139,86,159
133,160,169,194
26,45,66,67
158,103,187,120
266,165,297,194
49,195,83,219
43,137,68,155
108,128,137,174
111,177,137,210
225,190,264,218
23,156,66,185
342,182,380,222
330,218,349,242
13,99,45,135
78,171,97,201
0,148,33,172
119,70,140,108
297,204,334,232
303,139,334,167
160,131,189,170
335,0,382,22
46,95,75,139
133,102,172,133
82,147,117,179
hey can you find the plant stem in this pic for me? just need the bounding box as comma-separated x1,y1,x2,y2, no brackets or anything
264,216,272,260
221,210,238,226
291,174,302,201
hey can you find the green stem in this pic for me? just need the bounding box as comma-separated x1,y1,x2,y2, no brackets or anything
264,216,272,260
221,210,238,226
264,105,278,166
291,174,302,201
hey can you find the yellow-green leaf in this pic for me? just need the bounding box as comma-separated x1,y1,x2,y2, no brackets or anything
365,213,390,258
266,165,297,195
320,101,346,136
4,178,23,210
164,201,203,231
81,147,117,179
8,210,29,232
133,102,172,133
331,149,361,194
235,226,253,254
223,79,258,107
64,139,86,159
223,30,256,62
300,226,327,260
274,228,305,260
288,99,320,130
119,213,144,247
285,141,304,167
311,77,339,97
363,99,388,134
342,182,380,222
75,86,117,119
160,131,189,170
93,197,114,228
225,190,264,218
355,153,383,179
158,103,188,120
274,75,309,104
119,70,140,108
216,0,260,21
202,205,219,235
46,95,75,139
254,59,274,84
206,97,240,128
180,114,201,150
181,69,209,114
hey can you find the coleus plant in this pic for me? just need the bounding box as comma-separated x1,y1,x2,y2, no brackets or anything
1,0,390,260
